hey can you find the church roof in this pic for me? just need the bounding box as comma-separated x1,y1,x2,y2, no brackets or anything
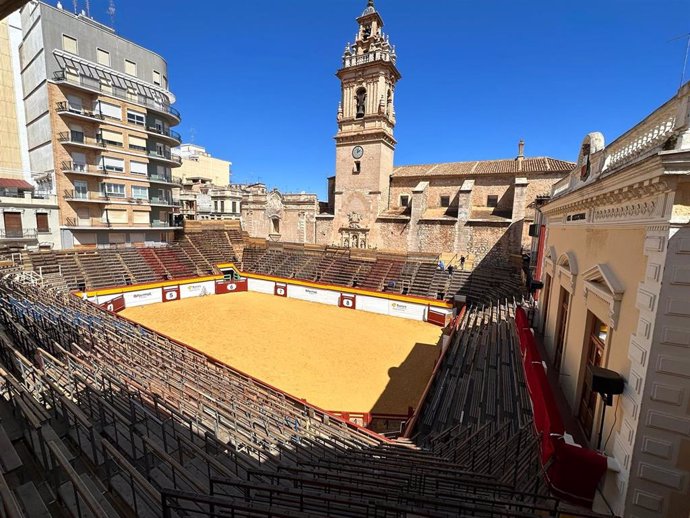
392,157,575,177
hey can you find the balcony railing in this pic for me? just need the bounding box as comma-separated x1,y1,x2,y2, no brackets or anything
147,150,182,164
61,161,109,176
58,131,105,148
342,49,397,69
148,174,175,184
55,101,105,120
147,126,182,142
0,229,37,239
64,217,111,228
63,189,112,202
53,70,181,121
149,197,178,206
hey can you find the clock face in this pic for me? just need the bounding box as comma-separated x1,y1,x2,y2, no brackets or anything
352,146,364,159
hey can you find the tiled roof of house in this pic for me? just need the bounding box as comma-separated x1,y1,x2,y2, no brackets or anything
392,157,575,177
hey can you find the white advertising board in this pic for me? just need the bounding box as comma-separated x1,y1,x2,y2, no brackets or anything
180,281,215,299
247,278,275,295
356,294,390,316
288,285,340,305
123,288,162,307
388,300,427,320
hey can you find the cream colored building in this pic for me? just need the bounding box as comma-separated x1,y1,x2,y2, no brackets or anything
172,144,231,187
537,82,690,517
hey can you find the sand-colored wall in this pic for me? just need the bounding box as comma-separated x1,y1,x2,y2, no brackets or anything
0,18,23,173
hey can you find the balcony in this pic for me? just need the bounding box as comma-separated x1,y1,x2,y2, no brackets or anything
147,125,182,145
149,197,178,207
58,131,106,149
63,189,112,203
53,70,181,123
61,161,109,178
64,217,111,228
55,101,105,122
147,149,182,166
0,229,37,240
148,174,177,185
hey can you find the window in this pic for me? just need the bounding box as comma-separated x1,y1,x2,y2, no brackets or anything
133,211,149,224
232,201,238,213
272,218,280,234
124,59,137,77
127,110,145,126
578,314,610,439
100,157,124,172
130,161,148,175
105,209,128,224
71,152,87,171
100,130,123,147
64,66,80,82
36,213,50,232
487,195,498,208
128,135,147,152
67,95,83,113
440,195,450,208
153,70,161,86
400,195,410,207
353,161,361,174
220,200,225,212
94,101,121,119
213,201,218,212
99,78,112,94
355,87,366,118
126,86,138,101
74,180,88,199
101,182,125,198
3,212,22,238
131,186,149,199
62,34,78,54
96,48,110,66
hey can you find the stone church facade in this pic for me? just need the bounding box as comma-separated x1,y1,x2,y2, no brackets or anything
242,0,574,265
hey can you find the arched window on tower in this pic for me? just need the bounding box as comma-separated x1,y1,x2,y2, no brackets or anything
356,87,367,119
386,88,392,116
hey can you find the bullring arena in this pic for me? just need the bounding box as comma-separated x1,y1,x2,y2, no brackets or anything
0,224,614,517
121,292,441,416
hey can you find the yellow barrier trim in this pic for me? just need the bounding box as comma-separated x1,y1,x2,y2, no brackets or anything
75,274,223,297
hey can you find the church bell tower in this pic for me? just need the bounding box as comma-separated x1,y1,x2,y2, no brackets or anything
332,0,401,249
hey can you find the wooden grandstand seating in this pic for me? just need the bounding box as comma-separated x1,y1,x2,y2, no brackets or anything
0,277,611,517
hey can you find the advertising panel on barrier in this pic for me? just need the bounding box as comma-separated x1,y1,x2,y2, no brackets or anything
247,278,275,295
355,294,390,315
288,285,339,305
215,279,248,294
388,300,427,320
99,294,125,313
180,281,215,299
274,282,287,297
162,285,180,303
339,293,356,309
124,288,162,307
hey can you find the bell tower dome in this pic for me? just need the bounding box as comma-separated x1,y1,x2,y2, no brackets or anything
332,0,401,249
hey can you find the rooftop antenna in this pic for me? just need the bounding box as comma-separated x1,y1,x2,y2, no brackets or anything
84,0,90,17
72,0,77,14
107,0,116,27
670,32,690,88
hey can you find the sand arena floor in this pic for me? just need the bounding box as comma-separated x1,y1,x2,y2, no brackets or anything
121,292,442,414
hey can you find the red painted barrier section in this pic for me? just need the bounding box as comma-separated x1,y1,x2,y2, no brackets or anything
100,295,125,313
339,293,356,309
215,279,248,294
515,306,607,507
162,285,180,302
426,307,447,326
274,282,287,297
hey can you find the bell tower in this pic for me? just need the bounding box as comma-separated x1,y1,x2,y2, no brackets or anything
332,0,401,249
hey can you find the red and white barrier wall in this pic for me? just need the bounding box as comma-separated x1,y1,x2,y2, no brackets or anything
80,268,453,325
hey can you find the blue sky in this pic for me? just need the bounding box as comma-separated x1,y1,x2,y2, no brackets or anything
94,0,688,197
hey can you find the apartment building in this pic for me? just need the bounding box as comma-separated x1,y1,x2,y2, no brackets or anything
172,144,231,187
173,176,241,221
19,1,182,248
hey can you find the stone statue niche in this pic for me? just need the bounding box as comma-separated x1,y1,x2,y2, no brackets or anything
356,88,367,119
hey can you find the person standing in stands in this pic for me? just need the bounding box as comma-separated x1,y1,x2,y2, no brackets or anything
460,256,466,270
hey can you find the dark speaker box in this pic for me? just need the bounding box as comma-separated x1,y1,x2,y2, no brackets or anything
589,366,625,395
528,224,539,237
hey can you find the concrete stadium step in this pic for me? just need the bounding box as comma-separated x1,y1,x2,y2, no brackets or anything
15,481,52,518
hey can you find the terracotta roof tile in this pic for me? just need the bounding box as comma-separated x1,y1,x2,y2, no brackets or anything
392,157,574,178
